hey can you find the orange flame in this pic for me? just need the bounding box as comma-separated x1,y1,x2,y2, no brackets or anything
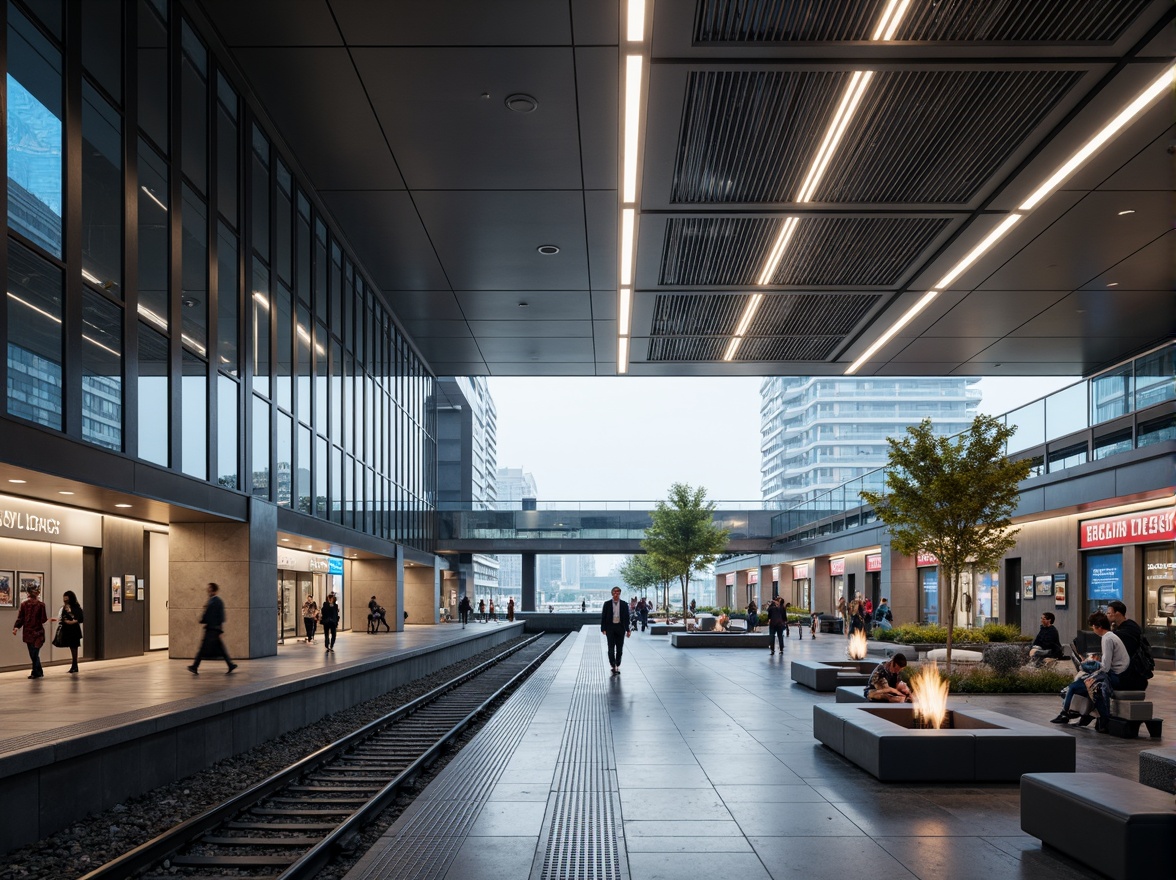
847,629,868,660
910,664,950,729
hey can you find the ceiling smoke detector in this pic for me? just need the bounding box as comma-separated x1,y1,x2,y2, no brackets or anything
537,245,560,255
505,93,538,113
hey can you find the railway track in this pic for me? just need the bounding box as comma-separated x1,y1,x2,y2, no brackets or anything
79,633,564,880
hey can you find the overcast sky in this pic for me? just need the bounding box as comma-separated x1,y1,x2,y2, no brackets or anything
488,375,1077,503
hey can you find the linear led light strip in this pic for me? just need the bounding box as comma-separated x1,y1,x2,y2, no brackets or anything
845,61,1176,375
617,1,647,374
723,0,909,362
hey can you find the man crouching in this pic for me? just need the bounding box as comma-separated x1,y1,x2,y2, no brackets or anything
867,653,912,702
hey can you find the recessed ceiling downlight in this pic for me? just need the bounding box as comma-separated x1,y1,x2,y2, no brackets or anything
505,94,537,113
537,245,560,255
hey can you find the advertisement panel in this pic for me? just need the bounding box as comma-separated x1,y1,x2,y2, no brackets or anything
1085,551,1123,601
1079,507,1175,549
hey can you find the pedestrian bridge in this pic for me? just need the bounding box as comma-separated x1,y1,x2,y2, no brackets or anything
437,505,780,555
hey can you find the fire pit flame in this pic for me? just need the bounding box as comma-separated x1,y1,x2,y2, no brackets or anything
847,629,868,660
910,664,950,729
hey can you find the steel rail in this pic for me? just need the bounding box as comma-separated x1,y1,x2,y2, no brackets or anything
78,633,561,880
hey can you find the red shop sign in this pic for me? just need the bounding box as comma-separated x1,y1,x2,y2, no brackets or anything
747,570,758,584
916,551,940,567
793,564,809,580
829,558,846,575
1080,506,1176,549
725,573,735,586
865,554,882,572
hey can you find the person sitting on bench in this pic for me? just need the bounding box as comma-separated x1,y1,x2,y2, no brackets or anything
866,653,912,702
1029,612,1064,665
1052,612,1126,731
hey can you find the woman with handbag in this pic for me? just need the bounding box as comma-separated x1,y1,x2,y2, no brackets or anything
50,590,84,673
11,583,48,679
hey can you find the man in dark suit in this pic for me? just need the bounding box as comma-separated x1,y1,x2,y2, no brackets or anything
601,586,631,674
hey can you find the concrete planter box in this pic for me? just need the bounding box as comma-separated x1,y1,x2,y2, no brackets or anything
671,633,772,648
791,660,877,691
814,703,1075,782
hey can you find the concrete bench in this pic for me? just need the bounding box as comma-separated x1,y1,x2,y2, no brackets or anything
791,660,875,691
670,632,772,648
866,641,916,659
649,624,687,635
1021,772,1176,880
1139,747,1176,793
834,685,869,703
1106,690,1162,739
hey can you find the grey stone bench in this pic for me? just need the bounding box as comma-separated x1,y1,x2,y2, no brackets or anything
1021,772,1176,880
649,624,687,635
1105,690,1163,739
834,685,869,703
791,660,875,691
1139,747,1176,793
866,641,917,659
670,632,772,648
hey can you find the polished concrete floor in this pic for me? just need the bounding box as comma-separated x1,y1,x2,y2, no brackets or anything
348,627,1173,880
0,621,516,754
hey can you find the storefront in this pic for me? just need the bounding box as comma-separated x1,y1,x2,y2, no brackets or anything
866,553,882,608
746,569,758,607
277,548,347,641
792,563,811,611
830,558,845,608
917,551,939,624
1080,505,1176,660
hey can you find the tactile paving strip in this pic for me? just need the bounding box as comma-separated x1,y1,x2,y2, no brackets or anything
343,633,573,880
532,636,627,880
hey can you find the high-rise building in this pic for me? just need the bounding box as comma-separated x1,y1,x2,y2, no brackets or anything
496,467,538,510
760,377,981,508
438,378,499,600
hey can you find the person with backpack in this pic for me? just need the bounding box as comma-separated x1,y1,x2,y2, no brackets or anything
1106,600,1153,689
875,597,893,631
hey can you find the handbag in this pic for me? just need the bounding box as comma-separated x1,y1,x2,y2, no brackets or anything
51,615,67,648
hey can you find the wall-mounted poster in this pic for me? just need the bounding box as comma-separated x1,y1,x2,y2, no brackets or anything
124,574,135,602
137,578,145,601
1035,574,1054,597
111,576,123,612
0,571,12,607
1022,576,1035,600
1054,573,1068,609
18,571,44,603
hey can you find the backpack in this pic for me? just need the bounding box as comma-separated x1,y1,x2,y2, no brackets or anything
1129,636,1155,680
885,609,893,622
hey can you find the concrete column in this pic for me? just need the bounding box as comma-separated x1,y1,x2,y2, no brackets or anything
811,557,831,615
351,556,400,631
885,542,919,626
734,569,748,608
521,552,536,611
168,499,277,661
403,555,438,624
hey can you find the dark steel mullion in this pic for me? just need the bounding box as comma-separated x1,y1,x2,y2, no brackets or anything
167,0,182,472
0,2,9,413
122,0,139,460
206,53,220,485
62,0,83,439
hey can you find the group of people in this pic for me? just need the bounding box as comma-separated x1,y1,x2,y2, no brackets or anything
301,594,340,651
837,594,893,634
11,584,84,678
455,596,517,626
764,596,812,653
1050,600,1151,732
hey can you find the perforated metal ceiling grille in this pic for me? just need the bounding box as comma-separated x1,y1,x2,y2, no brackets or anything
646,292,879,361
661,216,947,287
660,217,776,286
673,70,845,204
814,70,1083,204
673,69,1080,205
695,0,1152,43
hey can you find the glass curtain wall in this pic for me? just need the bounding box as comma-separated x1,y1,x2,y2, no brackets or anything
2,0,436,552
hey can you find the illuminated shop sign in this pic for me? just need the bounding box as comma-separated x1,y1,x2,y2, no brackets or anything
829,558,846,575
1079,507,1176,549
725,573,735,586
0,496,102,546
916,551,939,567
865,554,882,572
792,564,809,579
747,570,758,584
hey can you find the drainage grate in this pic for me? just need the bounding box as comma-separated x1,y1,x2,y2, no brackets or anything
533,637,626,880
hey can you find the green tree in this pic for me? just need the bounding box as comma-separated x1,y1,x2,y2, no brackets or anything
860,416,1031,671
641,483,730,619
619,554,675,613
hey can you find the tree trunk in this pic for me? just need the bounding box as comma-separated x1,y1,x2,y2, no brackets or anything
945,566,958,674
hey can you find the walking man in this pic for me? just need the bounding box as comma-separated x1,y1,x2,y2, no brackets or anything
189,582,237,674
458,594,471,628
601,586,631,674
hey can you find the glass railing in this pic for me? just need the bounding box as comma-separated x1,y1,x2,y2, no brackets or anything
770,341,1174,540
440,507,781,541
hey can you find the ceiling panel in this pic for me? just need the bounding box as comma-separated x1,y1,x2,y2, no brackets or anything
1013,289,1176,338
467,320,594,338
230,48,404,190
318,190,447,290
352,47,584,190
477,336,596,361
413,191,591,290
197,0,340,46
454,290,594,321
331,0,573,45
924,290,1063,338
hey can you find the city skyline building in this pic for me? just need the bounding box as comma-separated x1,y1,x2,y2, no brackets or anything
760,377,982,509
438,377,499,600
